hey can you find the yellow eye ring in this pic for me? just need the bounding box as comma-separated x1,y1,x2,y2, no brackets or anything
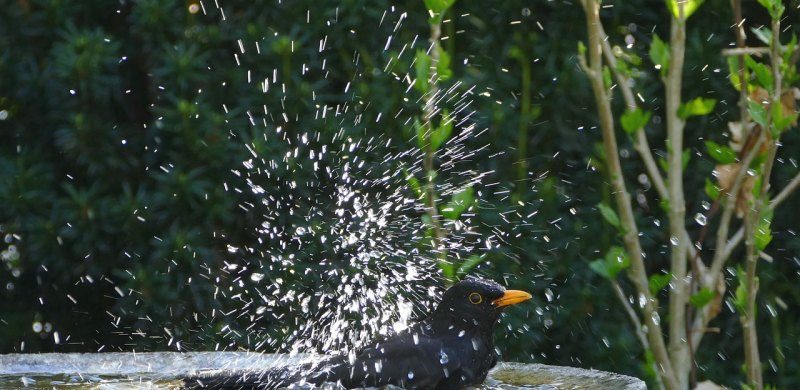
468,292,483,304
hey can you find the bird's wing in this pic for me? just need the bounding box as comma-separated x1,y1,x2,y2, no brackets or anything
307,331,463,389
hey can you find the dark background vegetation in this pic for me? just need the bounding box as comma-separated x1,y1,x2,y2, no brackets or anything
2,0,800,387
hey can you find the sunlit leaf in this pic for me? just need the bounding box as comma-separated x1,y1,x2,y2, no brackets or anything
755,216,772,250
677,97,716,119
577,41,587,57
620,108,652,135
665,0,705,20
602,66,612,89
605,246,630,279
690,287,715,308
705,141,737,164
727,55,743,91
749,60,773,90
423,0,457,14
597,202,620,228
747,100,769,128
705,178,720,200
590,246,630,280
756,0,784,19
649,34,670,77
649,273,672,295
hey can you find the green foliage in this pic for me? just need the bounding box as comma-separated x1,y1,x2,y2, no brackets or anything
649,34,670,77
690,287,715,308
649,273,672,295
597,202,620,229
705,141,737,164
590,246,630,280
705,178,721,201
755,208,774,251
756,0,785,20
677,97,716,119
748,100,769,128
1,1,799,388
665,0,705,20
415,50,431,93
620,108,652,135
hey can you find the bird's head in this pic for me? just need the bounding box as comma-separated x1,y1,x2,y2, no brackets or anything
431,277,532,329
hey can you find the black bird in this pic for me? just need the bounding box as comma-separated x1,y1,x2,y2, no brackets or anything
182,277,532,389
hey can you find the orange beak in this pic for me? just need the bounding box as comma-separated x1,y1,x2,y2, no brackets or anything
492,290,533,308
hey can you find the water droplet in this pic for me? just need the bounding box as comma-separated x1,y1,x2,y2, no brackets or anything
250,273,264,282
670,236,679,246
545,288,554,302
457,330,465,338
407,371,415,380
701,200,711,210
439,351,449,365
651,311,661,325
694,213,707,226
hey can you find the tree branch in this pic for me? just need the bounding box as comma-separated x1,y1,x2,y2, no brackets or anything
579,1,678,388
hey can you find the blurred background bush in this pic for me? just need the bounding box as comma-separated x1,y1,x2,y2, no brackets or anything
1,0,799,387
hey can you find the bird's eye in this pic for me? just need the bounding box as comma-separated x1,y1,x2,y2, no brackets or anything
468,292,483,304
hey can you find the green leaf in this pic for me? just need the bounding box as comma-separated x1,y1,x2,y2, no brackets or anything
665,0,705,19
620,108,652,135
403,168,424,199
457,254,485,277
659,198,671,213
415,118,427,150
602,66,612,89
589,259,611,279
727,55,743,91
414,50,431,93
751,27,772,46
705,178,720,200
733,266,748,313
677,97,716,119
649,34,670,77
756,0,784,19
773,100,797,133
755,216,772,250
682,149,691,170
597,202,620,228
749,60,773,90
605,246,630,279
577,41,587,57
423,0,456,14
747,100,769,128
649,273,672,295
704,141,737,164
658,156,669,173
438,259,455,280
436,48,452,82
690,287,716,308
430,111,453,152
442,185,474,220
590,246,630,279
